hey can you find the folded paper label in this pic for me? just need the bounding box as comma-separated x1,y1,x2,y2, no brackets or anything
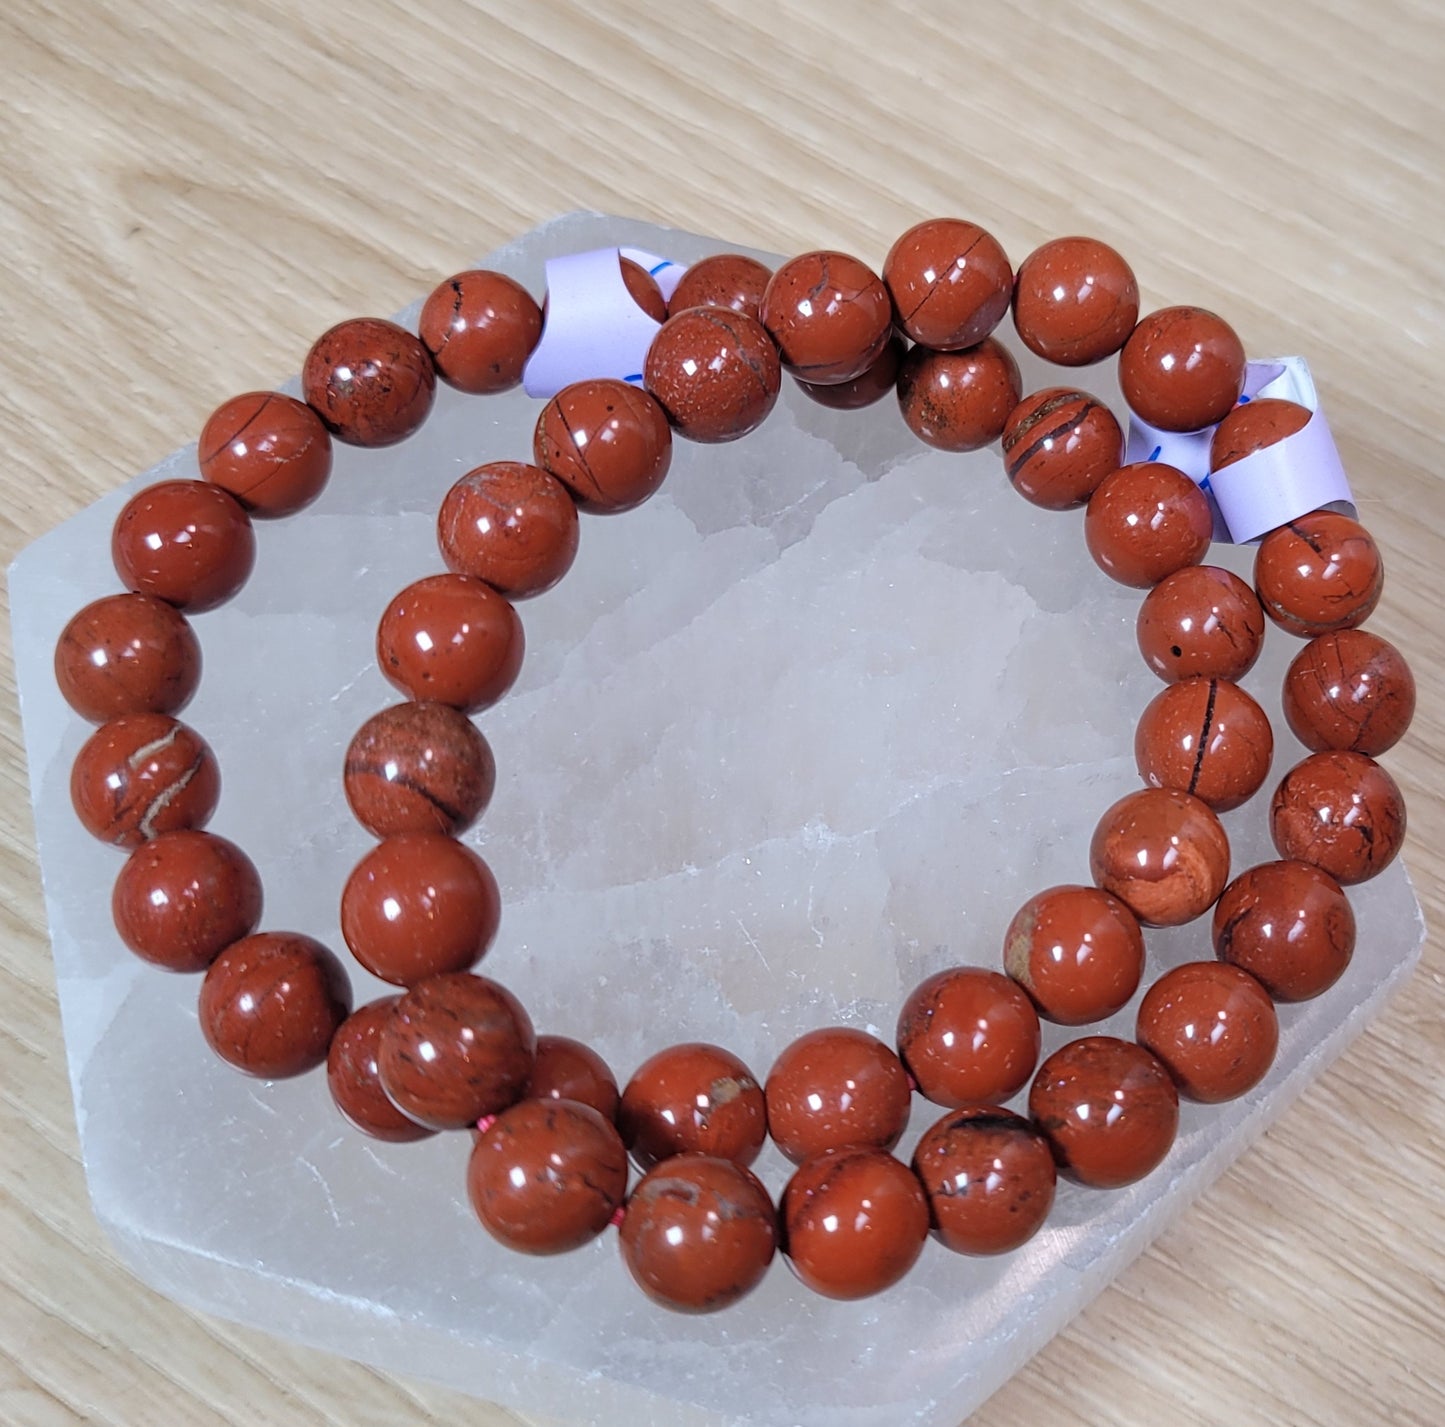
1125,356,1355,543
522,246,685,399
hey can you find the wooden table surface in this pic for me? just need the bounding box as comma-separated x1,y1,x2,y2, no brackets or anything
2,3,1441,1423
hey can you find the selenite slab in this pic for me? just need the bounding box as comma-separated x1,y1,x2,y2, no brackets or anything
10,213,1426,1427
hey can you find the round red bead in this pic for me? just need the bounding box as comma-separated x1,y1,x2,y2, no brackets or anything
1118,306,1246,432
1012,236,1139,366
896,967,1041,1107
340,832,500,986
1134,677,1274,812
896,338,1021,452
418,269,542,395
533,379,672,514
524,1034,620,1123
1085,462,1213,588
343,701,495,839
437,461,580,599
198,391,333,516
376,574,524,713
619,1042,767,1170
764,1027,912,1165
644,307,781,443
1029,1036,1179,1188
70,712,220,849
112,830,261,972
760,250,891,384
55,593,201,723
1269,750,1405,885
1213,860,1356,1001
1254,511,1384,638
302,317,436,447
619,1154,776,1314
884,218,1013,350
377,972,535,1131
1137,565,1266,683
781,1147,929,1300
1001,387,1124,510
112,480,255,612
1090,787,1230,927
468,1098,629,1254
1136,961,1279,1103
1282,629,1416,756
199,932,351,1078
1003,884,1145,1025
911,1106,1056,1255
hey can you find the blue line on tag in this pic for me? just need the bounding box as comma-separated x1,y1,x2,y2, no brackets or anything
648,260,672,276
1147,444,1162,462
1199,475,1214,494
623,373,643,383
1237,394,1251,404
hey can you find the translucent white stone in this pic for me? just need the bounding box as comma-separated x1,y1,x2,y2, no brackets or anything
10,214,1425,1427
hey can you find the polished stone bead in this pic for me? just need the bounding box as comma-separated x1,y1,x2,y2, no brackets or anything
1134,677,1274,812
199,932,351,1078
437,460,580,598
794,334,905,410
1209,396,1312,471
301,317,436,447
340,832,500,985
911,1106,1056,1255
764,1027,912,1165
198,391,333,516
896,338,1021,452
1254,511,1384,638
55,593,201,723
1136,565,1266,683
376,574,524,713
326,997,435,1142
1118,306,1246,431
1011,236,1139,366
533,378,672,513
1212,859,1356,1000
618,1153,776,1313
618,1042,767,1170
418,269,542,395
1028,1036,1179,1188
1003,884,1145,1025
1001,387,1124,510
111,480,255,612
1090,787,1230,927
1136,961,1278,1102
643,306,781,442
70,712,220,849
667,253,772,321
468,1099,629,1254
759,250,892,384
896,967,1041,1107
781,1146,929,1300
1269,750,1405,885
1282,629,1416,756
112,830,261,972
884,218,1013,350
524,1034,620,1123
342,701,495,839
377,972,535,1130
1085,462,1213,588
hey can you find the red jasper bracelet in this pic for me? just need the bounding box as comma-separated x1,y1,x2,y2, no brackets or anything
55,220,1415,1313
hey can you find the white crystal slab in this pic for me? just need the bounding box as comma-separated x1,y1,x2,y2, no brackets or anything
10,213,1425,1427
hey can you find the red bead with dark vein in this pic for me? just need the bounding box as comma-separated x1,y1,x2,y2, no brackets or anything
376,972,535,1131
1134,677,1274,812
1137,565,1266,683
644,305,781,442
759,249,892,384
343,701,495,839
1254,511,1383,638
199,391,334,516
1001,387,1124,510
1269,750,1406,885
1282,629,1416,756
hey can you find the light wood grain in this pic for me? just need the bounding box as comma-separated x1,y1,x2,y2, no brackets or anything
2,1,1442,1423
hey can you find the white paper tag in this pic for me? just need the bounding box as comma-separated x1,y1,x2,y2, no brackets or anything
521,246,685,400
1125,356,1356,544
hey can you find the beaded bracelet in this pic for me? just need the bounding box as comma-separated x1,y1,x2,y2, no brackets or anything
54,219,1415,1313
